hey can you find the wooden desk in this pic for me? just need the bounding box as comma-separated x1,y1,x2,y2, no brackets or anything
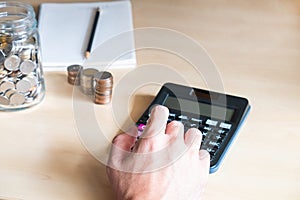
1,0,299,199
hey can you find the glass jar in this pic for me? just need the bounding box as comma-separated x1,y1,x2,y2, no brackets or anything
0,1,45,110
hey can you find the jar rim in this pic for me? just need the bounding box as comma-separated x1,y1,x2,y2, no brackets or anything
0,1,36,36
0,1,35,21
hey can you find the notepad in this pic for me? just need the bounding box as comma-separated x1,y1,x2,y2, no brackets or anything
38,1,136,71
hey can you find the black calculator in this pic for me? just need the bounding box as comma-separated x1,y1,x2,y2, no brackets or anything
136,83,250,173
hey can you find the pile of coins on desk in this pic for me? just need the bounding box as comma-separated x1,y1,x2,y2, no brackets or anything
93,71,113,104
80,68,99,95
67,64,82,85
0,35,45,108
67,65,113,104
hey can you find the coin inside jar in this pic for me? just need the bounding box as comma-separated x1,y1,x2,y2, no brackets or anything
19,48,32,60
0,68,9,79
0,95,9,105
0,81,15,93
9,92,25,105
4,55,21,71
5,89,16,98
16,78,32,93
20,60,36,74
24,76,38,87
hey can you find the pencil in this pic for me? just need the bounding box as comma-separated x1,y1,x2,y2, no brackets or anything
85,7,101,58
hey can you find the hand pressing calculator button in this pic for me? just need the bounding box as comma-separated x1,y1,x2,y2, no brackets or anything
136,83,250,173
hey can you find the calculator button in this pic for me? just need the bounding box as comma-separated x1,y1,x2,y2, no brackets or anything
219,122,232,130
208,141,220,147
206,119,218,126
169,113,176,117
202,131,208,137
177,115,188,121
204,126,212,131
189,123,198,128
215,135,222,140
169,113,176,120
217,129,227,134
206,133,220,141
207,147,217,154
220,130,229,137
206,147,213,153
191,117,202,123
185,124,201,134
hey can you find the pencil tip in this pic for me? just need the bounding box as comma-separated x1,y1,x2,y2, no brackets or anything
97,7,101,12
85,51,90,58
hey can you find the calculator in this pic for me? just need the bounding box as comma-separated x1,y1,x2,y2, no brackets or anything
136,83,250,173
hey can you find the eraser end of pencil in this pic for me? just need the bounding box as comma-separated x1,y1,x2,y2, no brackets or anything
85,51,90,58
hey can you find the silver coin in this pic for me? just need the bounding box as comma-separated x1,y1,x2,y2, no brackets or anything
81,86,94,95
4,55,21,71
67,64,83,73
19,48,32,60
80,68,99,93
9,92,25,106
5,89,16,98
16,78,31,93
0,95,9,105
20,60,36,74
0,68,10,79
81,68,99,76
80,68,99,83
0,81,15,93
24,76,38,87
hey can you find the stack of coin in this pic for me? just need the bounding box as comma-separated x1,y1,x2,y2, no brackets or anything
93,71,113,104
67,64,82,85
80,68,99,95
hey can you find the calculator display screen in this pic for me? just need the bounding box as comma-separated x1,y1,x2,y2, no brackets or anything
164,96,235,121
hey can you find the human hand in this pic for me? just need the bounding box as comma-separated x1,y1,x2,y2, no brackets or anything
106,105,210,200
